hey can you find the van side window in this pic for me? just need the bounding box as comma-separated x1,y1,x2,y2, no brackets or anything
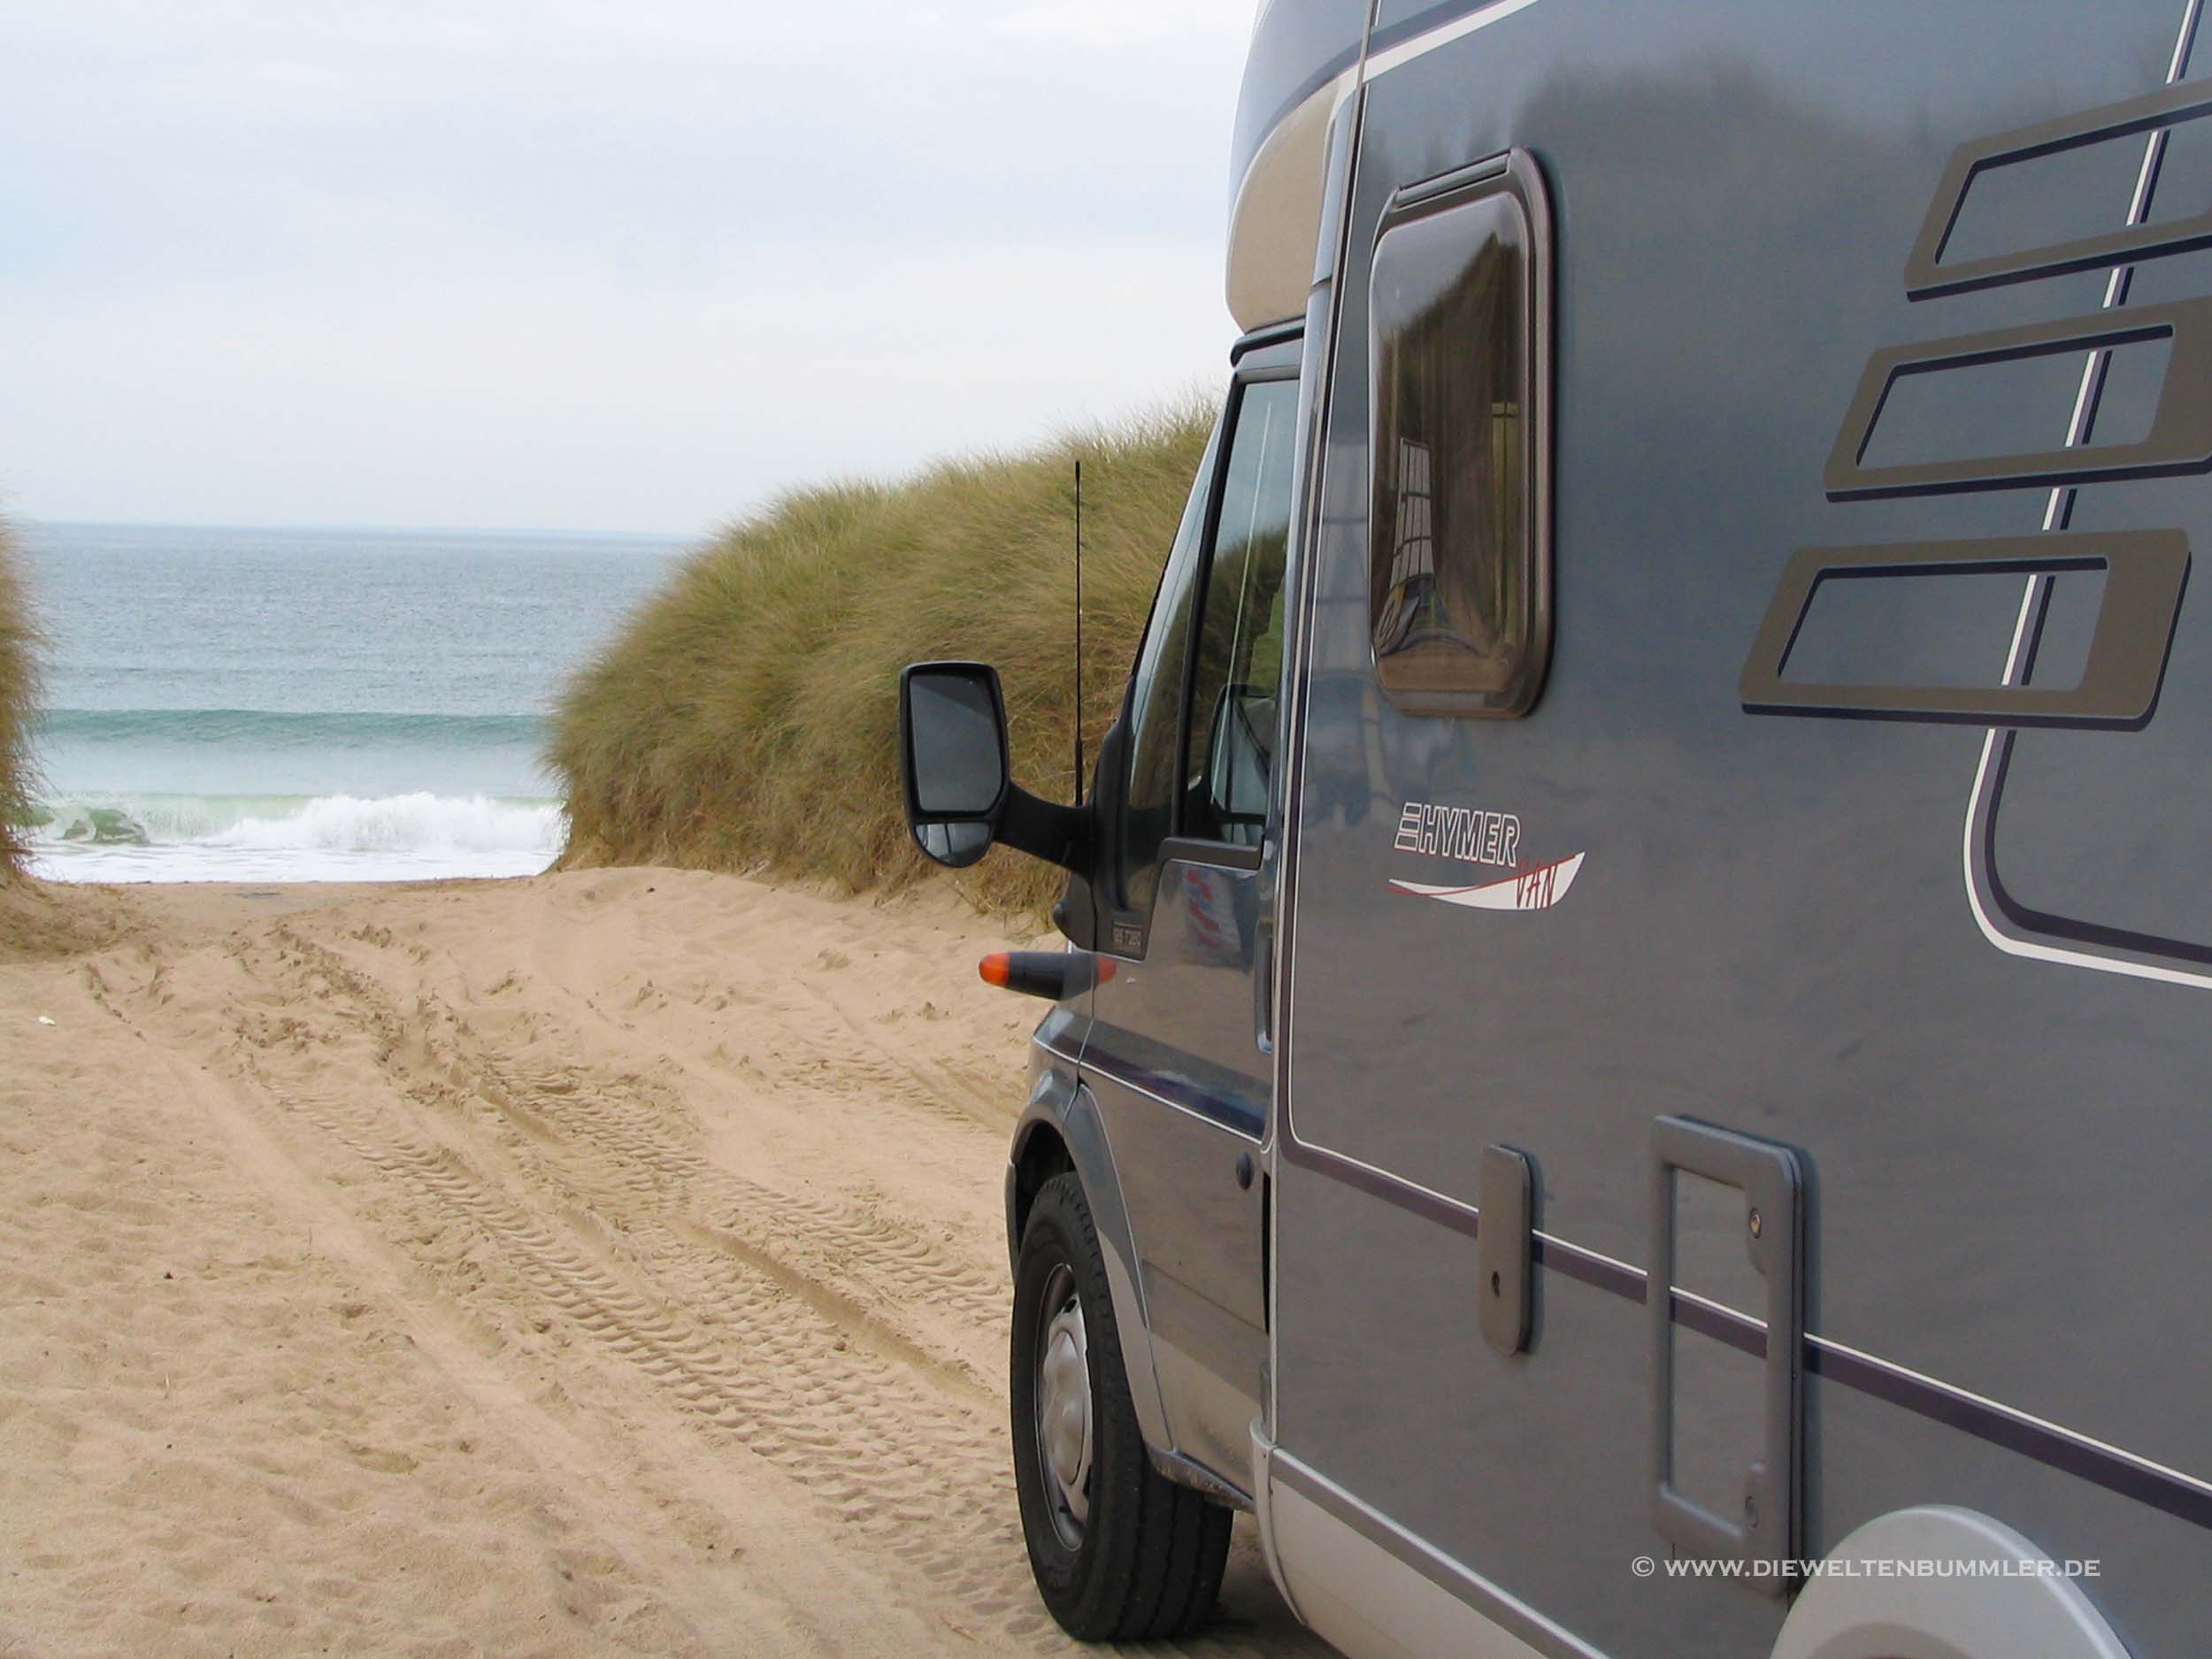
1369,153,1552,717
1184,379,1299,846
1118,426,1217,912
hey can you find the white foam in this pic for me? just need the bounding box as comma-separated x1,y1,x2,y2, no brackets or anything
27,792,565,884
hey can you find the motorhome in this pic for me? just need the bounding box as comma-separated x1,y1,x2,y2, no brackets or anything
898,2,2212,1655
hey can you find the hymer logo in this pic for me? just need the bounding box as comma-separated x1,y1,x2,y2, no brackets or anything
1390,798,1585,914
1394,800,1521,868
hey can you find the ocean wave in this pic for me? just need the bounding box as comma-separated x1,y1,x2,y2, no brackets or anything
211,793,562,855
34,708,547,748
29,791,564,862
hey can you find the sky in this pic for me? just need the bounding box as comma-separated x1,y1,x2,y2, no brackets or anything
0,1,1261,534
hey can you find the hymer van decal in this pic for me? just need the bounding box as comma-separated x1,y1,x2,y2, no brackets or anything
1390,799,1585,910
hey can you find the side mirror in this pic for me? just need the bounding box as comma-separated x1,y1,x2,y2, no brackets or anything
899,662,1010,867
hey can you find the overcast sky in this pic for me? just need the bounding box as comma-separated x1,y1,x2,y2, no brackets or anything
0,1,1259,534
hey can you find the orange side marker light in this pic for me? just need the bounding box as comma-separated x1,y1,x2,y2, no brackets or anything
976,951,1116,996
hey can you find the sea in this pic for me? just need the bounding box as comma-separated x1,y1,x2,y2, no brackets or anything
13,522,686,883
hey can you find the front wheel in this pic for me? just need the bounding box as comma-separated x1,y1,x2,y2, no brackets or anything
1010,1172,1232,1640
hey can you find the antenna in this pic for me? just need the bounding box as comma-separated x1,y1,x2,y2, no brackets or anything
1072,458,1085,806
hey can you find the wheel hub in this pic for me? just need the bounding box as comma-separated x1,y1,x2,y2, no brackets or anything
1034,1264,1093,1549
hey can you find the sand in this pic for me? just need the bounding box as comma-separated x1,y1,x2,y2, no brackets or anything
0,869,1325,1658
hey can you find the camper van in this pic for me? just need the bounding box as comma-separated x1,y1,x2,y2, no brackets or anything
898,2,2212,1655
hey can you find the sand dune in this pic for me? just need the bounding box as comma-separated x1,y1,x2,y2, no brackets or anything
0,870,1323,1658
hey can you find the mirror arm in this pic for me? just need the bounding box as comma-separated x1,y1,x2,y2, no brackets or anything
995,784,1094,874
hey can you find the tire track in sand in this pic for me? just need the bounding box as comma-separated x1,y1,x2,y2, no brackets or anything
274,921,1010,1367
213,921,1318,1656
224,931,1053,1628
168,894,1328,1658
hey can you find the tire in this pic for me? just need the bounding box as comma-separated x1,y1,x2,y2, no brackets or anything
1010,1171,1233,1641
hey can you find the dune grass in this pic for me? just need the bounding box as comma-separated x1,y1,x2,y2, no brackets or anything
0,519,38,876
549,397,1214,916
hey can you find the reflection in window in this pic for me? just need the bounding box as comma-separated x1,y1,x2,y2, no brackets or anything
1119,422,1217,911
1185,380,1299,846
1370,167,1548,717
1380,436,1435,630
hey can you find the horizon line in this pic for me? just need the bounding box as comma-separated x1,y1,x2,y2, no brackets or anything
17,515,699,542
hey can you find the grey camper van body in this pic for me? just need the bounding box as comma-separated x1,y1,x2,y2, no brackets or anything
901,3,2212,1655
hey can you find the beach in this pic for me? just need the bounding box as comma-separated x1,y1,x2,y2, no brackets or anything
0,868,1317,1658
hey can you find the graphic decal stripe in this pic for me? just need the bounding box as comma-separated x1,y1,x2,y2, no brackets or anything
1962,0,2212,989
1389,851,1586,910
1078,1038,1265,1141
1807,1339,2212,1530
1364,0,1549,81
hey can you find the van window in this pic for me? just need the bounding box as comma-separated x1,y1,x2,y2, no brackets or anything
1118,424,1218,912
1184,379,1299,846
1369,157,1550,717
